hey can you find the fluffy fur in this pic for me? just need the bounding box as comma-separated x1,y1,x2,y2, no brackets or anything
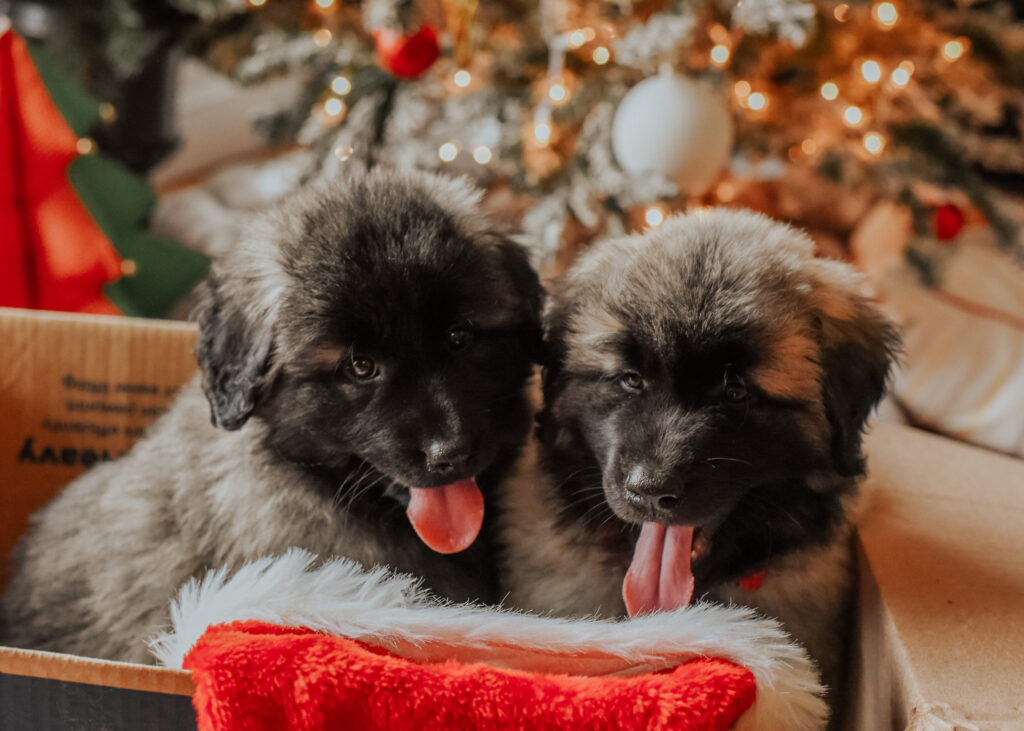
1,168,542,663
498,209,899,715
153,549,827,731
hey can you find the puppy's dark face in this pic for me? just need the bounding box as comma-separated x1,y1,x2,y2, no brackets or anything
195,170,542,496
542,210,898,584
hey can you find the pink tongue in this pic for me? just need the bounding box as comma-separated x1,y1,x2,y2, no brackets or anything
406,479,484,554
622,522,695,617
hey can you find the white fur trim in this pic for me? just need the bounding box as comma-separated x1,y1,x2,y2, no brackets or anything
152,549,826,730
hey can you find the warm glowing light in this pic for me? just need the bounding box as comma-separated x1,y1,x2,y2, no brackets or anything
453,70,472,88
716,181,736,202
820,82,839,100
861,60,882,83
592,46,610,65
313,29,332,46
473,145,492,164
331,76,351,95
709,24,730,44
334,145,354,161
324,98,345,116
863,132,886,155
873,2,898,27
76,138,96,155
943,39,965,61
534,122,552,144
249,0,266,6
567,29,587,48
315,0,334,7
710,45,731,65
801,138,818,155
891,67,910,86
734,80,751,98
746,92,766,111
834,3,849,21
438,142,459,162
844,105,864,126
549,83,567,102
645,207,665,227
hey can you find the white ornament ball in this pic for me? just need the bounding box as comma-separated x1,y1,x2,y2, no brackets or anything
612,73,734,195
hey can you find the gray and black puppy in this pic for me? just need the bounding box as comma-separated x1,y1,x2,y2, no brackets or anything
2,168,543,664
499,209,898,707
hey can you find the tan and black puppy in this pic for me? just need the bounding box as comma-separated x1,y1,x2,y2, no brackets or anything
499,209,898,706
2,168,543,663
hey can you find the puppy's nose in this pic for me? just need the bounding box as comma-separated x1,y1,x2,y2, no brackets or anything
624,465,679,514
424,438,473,477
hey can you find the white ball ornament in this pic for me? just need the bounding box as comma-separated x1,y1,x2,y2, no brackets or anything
612,70,734,195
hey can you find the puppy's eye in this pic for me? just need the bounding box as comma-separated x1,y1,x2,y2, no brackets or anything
447,325,474,352
346,355,379,381
722,374,749,403
619,371,644,393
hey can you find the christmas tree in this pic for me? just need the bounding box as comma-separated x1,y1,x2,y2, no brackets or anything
34,0,1024,277
0,20,209,317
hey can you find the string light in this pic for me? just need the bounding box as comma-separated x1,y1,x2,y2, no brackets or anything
873,2,898,28
710,45,731,66
334,145,354,161
834,3,850,22
861,60,882,83
820,82,839,100
734,80,751,98
453,70,472,87
592,46,610,65
76,138,96,155
583,27,596,41
314,0,335,7
567,30,587,48
313,29,332,46
98,102,118,123
548,83,567,102
746,92,767,111
249,0,266,6
801,138,818,155
644,206,665,227
534,122,552,144
438,142,459,162
709,24,730,44
943,39,965,61
473,145,492,164
844,105,864,126
330,76,351,95
715,181,736,202
863,132,886,155
324,98,345,117
891,66,911,86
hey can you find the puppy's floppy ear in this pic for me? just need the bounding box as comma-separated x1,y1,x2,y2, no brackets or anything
493,236,545,363
811,265,900,477
193,274,277,431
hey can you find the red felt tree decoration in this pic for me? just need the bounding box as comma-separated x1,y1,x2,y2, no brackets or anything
0,22,207,317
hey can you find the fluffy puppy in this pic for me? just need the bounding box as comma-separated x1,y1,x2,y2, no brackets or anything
499,209,898,704
2,168,543,664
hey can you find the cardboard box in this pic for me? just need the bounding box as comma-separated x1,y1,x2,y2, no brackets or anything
1,307,1022,730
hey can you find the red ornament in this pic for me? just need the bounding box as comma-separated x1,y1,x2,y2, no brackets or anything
934,203,965,242
373,25,439,79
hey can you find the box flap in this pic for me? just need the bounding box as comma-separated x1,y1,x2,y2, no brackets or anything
0,308,197,588
853,422,1024,728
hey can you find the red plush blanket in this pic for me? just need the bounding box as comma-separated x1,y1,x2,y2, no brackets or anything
186,621,756,731
153,550,826,731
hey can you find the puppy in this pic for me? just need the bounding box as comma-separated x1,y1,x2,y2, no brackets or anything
499,209,898,705
2,168,543,664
